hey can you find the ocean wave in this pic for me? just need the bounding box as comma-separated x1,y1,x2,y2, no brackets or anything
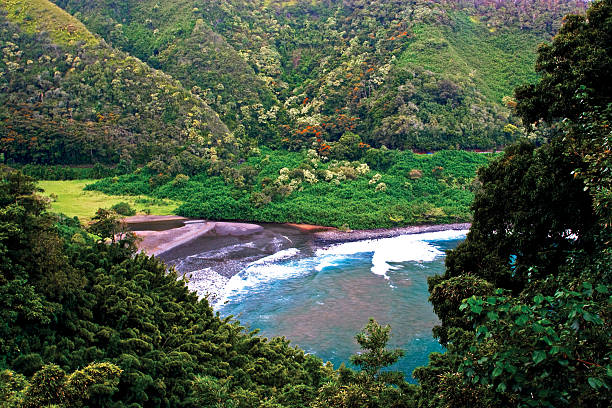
215,248,304,307
316,229,467,278
215,229,467,307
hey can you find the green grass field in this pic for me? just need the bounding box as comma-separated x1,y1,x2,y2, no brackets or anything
38,180,180,221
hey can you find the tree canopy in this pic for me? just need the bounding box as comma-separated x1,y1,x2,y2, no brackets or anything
516,0,612,125
417,1,612,406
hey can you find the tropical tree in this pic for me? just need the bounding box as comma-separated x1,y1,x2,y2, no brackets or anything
418,0,612,406
313,319,416,408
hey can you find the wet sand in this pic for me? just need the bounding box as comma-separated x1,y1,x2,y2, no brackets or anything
129,216,264,256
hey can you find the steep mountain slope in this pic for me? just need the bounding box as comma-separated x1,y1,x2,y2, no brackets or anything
53,0,283,141
52,0,587,150
0,0,229,165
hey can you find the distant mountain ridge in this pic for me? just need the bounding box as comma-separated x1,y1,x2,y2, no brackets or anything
1,0,589,166
0,0,229,165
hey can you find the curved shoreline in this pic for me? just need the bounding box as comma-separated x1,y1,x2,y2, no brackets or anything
125,215,471,305
313,222,471,244
126,215,471,256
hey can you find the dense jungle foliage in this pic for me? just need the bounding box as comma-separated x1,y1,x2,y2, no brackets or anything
0,0,611,407
417,1,612,406
1,0,588,170
86,148,492,229
0,0,590,227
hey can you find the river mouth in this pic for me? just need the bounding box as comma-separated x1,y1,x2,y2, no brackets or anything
158,223,315,279
133,219,465,381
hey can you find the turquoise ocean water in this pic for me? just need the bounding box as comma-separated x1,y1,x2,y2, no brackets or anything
215,230,466,380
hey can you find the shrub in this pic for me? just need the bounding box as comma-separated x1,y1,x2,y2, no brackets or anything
408,169,423,179
110,202,136,216
171,174,190,187
250,191,272,207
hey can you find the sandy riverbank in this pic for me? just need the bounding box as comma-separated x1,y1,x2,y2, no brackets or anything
128,216,264,256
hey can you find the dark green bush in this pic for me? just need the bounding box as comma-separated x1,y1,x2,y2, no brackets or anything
110,202,136,216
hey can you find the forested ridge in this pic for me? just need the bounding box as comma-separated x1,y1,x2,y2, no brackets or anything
0,0,229,166
1,0,611,407
1,0,588,168
0,0,592,228
49,0,588,151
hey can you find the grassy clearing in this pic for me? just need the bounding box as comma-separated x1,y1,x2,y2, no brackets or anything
38,180,180,221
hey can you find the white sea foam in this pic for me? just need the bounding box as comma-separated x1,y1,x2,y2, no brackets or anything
183,268,229,304
215,229,467,308
316,229,468,279
252,248,301,265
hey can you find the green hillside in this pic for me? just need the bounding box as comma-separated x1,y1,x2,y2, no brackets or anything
2,0,98,46
398,11,539,106
0,0,588,169
0,1,610,407
0,0,229,166
53,0,283,141
50,0,586,151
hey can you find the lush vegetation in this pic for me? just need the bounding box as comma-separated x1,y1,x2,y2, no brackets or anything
16,163,124,180
49,0,586,152
414,1,612,405
1,0,589,171
86,147,492,229
0,0,589,229
0,0,229,166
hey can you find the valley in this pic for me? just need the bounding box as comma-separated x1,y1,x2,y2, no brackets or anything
0,1,609,407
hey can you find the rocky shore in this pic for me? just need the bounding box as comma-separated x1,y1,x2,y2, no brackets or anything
314,222,471,243
182,268,229,305
127,216,471,306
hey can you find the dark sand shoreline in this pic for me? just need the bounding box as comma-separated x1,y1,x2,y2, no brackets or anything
127,215,470,256
126,216,265,256
125,215,471,305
